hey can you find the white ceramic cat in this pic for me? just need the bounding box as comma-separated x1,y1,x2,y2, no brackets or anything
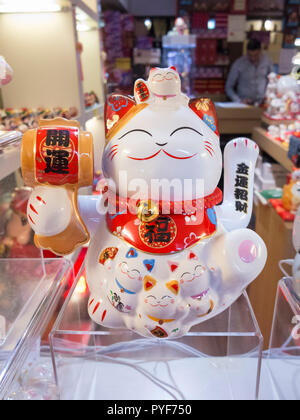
26,68,267,339
134,67,189,106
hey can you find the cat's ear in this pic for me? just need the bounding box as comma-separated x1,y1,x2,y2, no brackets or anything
188,252,198,260
144,275,157,291
167,261,179,273
105,94,147,141
105,94,136,139
166,280,179,296
189,98,219,137
134,79,151,104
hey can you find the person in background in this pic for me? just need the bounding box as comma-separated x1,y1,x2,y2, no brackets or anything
225,39,273,105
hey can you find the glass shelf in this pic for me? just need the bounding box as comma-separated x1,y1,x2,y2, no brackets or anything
263,277,300,401
50,268,263,401
0,258,74,399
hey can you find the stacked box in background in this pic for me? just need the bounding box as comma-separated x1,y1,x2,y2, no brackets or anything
102,11,135,95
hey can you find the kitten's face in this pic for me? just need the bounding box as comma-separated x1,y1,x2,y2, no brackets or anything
174,259,210,298
148,68,181,97
103,105,222,201
106,259,145,313
142,277,179,318
116,260,144,291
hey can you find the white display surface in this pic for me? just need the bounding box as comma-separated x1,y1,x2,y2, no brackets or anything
50,273,264,401
21,354,298,400
261,358,300,400
55,356,259,401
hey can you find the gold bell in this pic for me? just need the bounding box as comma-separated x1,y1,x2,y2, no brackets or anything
137,200,159,223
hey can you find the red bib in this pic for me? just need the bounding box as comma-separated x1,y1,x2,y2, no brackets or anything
106,188,222,254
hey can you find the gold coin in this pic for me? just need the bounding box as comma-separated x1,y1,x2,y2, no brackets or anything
137,200,159,222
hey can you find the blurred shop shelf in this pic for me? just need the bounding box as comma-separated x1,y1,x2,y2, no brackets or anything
252,127,293,173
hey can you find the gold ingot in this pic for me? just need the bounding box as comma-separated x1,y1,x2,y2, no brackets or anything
137,200,159,223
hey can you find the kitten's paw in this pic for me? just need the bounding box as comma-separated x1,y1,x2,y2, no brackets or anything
88,295,124,328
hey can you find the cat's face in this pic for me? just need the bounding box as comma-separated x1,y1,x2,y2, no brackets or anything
148,67,181,97
106,256,146,313
142,276,179,318
116,260,144,291
103,104,222,201
171,255,210,298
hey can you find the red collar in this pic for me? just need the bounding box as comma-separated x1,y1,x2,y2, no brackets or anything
105,188,222,255
107,187,223,215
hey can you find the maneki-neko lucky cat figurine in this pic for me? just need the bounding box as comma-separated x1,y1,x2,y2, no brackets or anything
21,68,267,339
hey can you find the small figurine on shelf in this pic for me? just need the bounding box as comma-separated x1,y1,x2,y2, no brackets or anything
0,188,41,258
265,72,278,98
22,68,267,339
282,170,300,214
291,53,300,84
0,107,81,133
265,73,300,120
174,17,189,36
0,56,13,86
85,91,99,110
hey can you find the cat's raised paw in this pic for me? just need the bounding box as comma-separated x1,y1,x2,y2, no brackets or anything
225,137,259,164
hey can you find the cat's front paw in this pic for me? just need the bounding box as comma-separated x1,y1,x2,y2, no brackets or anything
88,295,124,328
27,186,71,237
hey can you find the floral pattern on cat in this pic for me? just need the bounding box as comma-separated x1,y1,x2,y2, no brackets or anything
203,114,216,132
107,96,128,112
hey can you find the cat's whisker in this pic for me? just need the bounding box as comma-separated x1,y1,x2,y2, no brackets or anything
111,151,119,161
206,147,215,155
205,147,214,157
205,145,214,154
108,146,118,158
204,141,213,147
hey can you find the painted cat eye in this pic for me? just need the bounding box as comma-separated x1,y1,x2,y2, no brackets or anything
181,272,193,282
119,129,152,140
194,265,205,276
170,127,203,137
165,72,177,80
151,73,163,81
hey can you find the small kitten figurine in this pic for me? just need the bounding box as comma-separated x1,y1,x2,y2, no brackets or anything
173,252,217,318
106,251,145,314
134,67,189,105
131,276,188,338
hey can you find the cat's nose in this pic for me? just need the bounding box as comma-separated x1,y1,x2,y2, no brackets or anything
156,142,168,147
